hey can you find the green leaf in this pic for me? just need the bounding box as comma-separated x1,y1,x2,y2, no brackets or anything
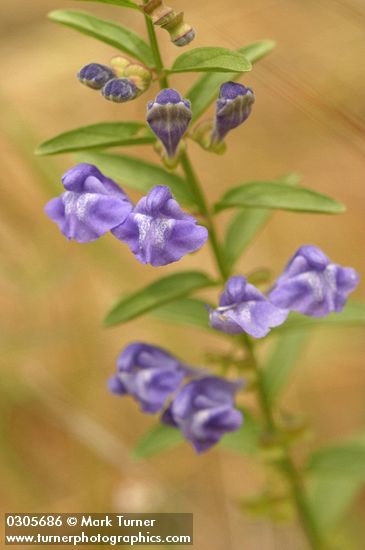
187,40,275,122
224,209,270,269
170,47,252,74
239,40,276,64
74,0,138,8
77,152,195,207
104,271,215,327
220,412,261,454
48,10,153,65
215,181,345,214
262,332,308,403
152,297,210,330
36,122,155,156
307,437,365,480
308,476,362,532
132,424,184,460
277,302,365,332
223,173,299,269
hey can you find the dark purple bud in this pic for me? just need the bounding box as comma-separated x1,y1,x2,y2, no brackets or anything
212,81,255,144
147,89,192,158
269,245,360,317
44,163,132,243
162,377,243,453
112,185,208,267
77,63,115,90
108,342,191,414
102,78,139,103
209,275,288,338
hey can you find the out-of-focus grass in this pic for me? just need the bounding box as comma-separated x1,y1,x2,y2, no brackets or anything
1,1,365,548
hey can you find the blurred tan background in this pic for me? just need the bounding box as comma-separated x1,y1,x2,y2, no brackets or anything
1,1,365,548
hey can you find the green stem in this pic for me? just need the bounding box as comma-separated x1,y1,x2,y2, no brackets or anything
143,8,168,88
143,14,323,550
282,454,324,550
247,339,324,549
179,151,229,280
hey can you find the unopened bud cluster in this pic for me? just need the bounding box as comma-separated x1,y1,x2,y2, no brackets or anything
77,57,151,103
146,83,255,165
143,0,195,47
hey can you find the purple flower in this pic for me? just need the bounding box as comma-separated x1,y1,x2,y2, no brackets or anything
162,377,243,453
45,163,132,243
112,185,208,266
269,245,360,317
211,81,255,144
102,78,139,102
147,89,192,158
108,343,189,413
209,276,288,338
77,63,115,90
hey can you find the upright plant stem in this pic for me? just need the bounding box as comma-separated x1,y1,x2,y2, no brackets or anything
143,1,168,88
179,151,229,280
245,336,323,549
143,13,323,550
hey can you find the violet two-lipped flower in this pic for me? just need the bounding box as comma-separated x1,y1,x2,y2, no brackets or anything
146,89,192,159
108,342,190,413
45,163,132,243
211,81,255,145
269,245,360,317
209,275,288,338
112,185,208,266
162,376,243,453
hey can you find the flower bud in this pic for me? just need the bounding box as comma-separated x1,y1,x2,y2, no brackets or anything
110,56,152,94
161,11,196,47
147,89,192,160
143,0,195,47
211,81,255,144
101,78,139,103
77,63,115,90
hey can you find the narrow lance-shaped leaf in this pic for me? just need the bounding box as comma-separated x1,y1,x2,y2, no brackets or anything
308,476,362,533
36,122,155,156
169,47,252,74
223,174,301,269
224,209,270,270
132,424,184,460
188,40,275,122
262,332,308,403
152,297,211,331
276,302,365,332
307,433,365,480
76,151,195,207
104,271,215,327
48,10,153,66
215,181,345,214
73,0,139,9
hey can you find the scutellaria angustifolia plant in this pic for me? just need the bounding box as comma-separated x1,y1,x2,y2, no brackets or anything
37,1,364,548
